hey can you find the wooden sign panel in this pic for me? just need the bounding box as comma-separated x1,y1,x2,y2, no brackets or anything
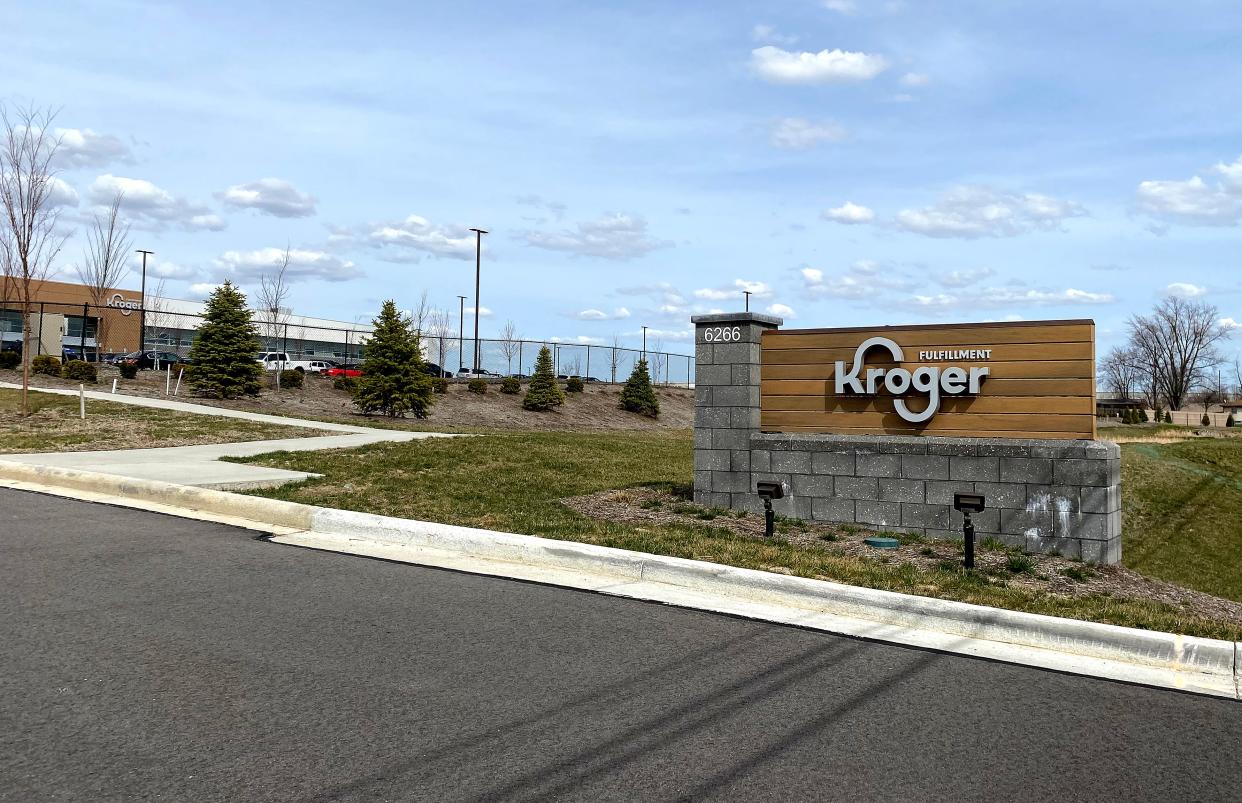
760,319,1096,440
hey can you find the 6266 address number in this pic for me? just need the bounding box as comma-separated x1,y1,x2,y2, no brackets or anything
701,326,743,343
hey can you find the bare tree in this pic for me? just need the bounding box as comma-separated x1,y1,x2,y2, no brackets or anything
410,289,431,337
256,246,292,356
609,335,621,383
1098,345,1143,401
1128,297,1230,410
143,278,175,354
650,338,666,385
1,104,68,416
498,319,520,375
74,193,131,358
428,307,455,376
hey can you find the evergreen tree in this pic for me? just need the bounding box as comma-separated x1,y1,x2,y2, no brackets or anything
188,282,262,399
353,300,433,418
522,345,564,411
620,358,660,418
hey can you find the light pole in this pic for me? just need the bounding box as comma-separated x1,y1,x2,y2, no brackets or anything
469,228,487,373
136,249,154,352
641,325,648,361
743,290,751,312
456,295,467,371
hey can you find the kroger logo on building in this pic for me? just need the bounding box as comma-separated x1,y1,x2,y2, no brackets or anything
106,293,141,316
833,336,990,423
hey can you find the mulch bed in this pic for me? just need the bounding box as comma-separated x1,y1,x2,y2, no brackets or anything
562,486,1242,629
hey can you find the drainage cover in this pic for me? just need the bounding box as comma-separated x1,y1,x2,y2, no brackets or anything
863,536,900,550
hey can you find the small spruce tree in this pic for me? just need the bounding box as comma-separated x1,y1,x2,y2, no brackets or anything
1227,413,1236,428
1165,410,1174,424
1139,408,1149,423
353,300,434,418
188,282,263,399
620,358,659,418
522,345,564,411
1201,412,1212,427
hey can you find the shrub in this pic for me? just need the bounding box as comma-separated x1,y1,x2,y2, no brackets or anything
1228,413,1236,428
468,377,487,394
500,376,520,394
31,355,61,376
432,377,449,394
1166,410,1174,423
0,350,18,370
1202,413,1212,427
566,376,584,393
1154,406,1164,422
353,300,434,418
1139,408,1149,423
118,362,139,379
523,346,565,411
61,360,97,383
279,368,303,389
620,359,659,418
333,374,358,393
188,282,263,399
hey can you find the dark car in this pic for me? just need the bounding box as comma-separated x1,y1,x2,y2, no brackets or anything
118,350,185,370
421,362,450,377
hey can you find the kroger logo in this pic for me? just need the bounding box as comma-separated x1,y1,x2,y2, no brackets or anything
833,336,990,423
106,293,141,316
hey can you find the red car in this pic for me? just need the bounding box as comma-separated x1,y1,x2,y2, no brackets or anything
324,366,363,378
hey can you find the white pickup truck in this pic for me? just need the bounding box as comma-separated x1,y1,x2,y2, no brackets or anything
255,352,335,373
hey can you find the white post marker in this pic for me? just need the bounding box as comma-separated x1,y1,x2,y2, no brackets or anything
78,384,85,419
174,367,184,396
165,365,171,396
111,378,117,394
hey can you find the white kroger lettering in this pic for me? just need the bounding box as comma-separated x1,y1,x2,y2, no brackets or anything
833,336,989,423
105,292,141,316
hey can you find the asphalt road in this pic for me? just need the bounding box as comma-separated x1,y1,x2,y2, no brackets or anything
1,488,1239,802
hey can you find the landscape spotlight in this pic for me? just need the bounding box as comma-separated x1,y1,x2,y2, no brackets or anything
756,480,787,538
953,492,986,569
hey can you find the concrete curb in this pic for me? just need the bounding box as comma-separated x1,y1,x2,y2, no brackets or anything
2,459,1238,700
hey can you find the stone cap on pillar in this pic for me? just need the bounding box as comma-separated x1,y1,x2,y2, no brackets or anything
691,312,784,326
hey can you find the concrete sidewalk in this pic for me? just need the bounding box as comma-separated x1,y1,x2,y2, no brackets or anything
1,383,455,489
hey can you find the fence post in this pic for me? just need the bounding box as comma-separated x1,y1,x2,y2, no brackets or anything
518,340,523,375
38,303,45,356
585,345,590,379
80,302,88,360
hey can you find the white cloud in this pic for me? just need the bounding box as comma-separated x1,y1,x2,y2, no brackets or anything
823,0,856,13
219,178,317,218
47,177,79,208
693,279,773,301
1136,156,1242,226
766,303,796,318
214,247,361,283
626,326,692,343
88,174,225,231
907,287,1113,310
1220,317,1240,331
188,282,223,299
900,72,930,87
752,24,798,45
365,214,478,262
148,260,199,280
751,46,888,85
522,213,671,260
822,201,875,224
800,260,918,300
464,306,492,317
895,185,1086,239
934,267,996,288
52,128,133,169
770,117,847,149
574,307,631,321
1165,282,1207,298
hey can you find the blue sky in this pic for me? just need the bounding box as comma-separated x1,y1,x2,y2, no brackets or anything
4,0,1241,356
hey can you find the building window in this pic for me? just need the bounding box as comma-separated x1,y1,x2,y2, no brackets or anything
65,315,99,340
0,308,22,336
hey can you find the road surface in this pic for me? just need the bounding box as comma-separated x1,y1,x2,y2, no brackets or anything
1,488,1238,802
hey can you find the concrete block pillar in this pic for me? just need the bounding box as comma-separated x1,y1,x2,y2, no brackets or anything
691,312,783,509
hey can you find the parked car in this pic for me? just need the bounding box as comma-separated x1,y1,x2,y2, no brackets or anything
118,351,186,370
324,366,363,378
254,352,332,372
421,362,448,377
457,367,498,378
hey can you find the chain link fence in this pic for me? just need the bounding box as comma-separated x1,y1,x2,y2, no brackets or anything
1,301,694,386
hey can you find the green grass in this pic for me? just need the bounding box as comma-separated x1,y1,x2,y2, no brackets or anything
234,430,1242,640
0,388,317,453
1120,438,1242,601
